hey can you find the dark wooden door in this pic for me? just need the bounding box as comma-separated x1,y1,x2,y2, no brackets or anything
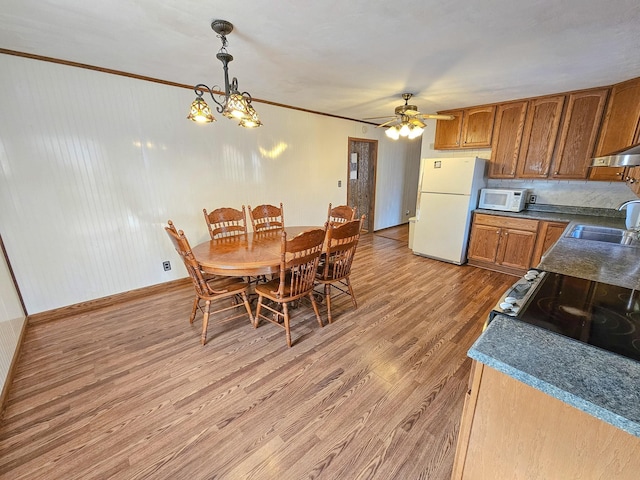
347,138,377,232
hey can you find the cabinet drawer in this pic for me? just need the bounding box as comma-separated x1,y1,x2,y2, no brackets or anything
474,213,538,231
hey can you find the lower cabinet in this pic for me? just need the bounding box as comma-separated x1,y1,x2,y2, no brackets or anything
452,362,640,480
467,213,567,275
467,213,538,275
530,220,568,266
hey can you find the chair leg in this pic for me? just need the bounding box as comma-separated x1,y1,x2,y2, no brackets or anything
201,300,211,345
254,295,263,328
324,283,333,324
346,277,358,308
241,291,254,325
310,292,323,328
190,296,199,324
283,302,292,347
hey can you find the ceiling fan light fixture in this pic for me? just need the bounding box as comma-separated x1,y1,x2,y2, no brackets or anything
399,123,411,137
385,126,400,140
408,125,424,139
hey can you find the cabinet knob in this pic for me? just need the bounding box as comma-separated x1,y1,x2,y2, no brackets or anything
496,230,500,234
616,172,623,176
630,178,636,184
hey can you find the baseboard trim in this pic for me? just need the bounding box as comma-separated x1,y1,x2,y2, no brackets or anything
27,278,191,326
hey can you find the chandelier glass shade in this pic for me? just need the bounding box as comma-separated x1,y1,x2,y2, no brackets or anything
187,20,261,128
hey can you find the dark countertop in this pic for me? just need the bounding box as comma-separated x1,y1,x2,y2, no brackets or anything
469,315,640,438
469,204,640,438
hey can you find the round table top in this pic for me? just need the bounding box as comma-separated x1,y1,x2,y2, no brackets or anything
192,226,319,277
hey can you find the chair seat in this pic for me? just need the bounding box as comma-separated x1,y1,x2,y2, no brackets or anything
205,276,249,294
255,276,287,299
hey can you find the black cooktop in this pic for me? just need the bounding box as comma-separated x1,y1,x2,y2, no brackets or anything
518,272,640,363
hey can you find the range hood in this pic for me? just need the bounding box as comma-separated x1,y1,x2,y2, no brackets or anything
591,143,640,167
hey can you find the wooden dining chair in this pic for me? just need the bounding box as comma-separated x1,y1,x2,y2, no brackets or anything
248,203,284,233
254,225,327,347
203,206,248,239
327,203,357,225
315,215,364,324
164,220,253,345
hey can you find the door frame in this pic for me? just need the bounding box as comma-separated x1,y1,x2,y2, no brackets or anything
347,137,378,232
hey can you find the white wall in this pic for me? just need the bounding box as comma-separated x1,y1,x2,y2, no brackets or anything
419,121,635,208
0,54,419,314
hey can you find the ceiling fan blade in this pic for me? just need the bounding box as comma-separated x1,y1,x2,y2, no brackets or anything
376,118,399,128
363,115,397,120
417,113,456,120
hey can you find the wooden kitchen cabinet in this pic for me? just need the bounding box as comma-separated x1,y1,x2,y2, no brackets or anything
460,106,496,148
595,77,640,157
552,88,609,179
589,77,640,181
467,213,538,275
434,106,495,149
625,166,640,196
452,361,640,480
531,220,568,266
434,110,463,148
488,101,528,178
516,95,566,178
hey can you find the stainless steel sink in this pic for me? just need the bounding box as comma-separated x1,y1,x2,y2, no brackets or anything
566,224,637,245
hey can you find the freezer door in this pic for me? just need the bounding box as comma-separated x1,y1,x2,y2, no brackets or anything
412,192,473,264
420,157,482,195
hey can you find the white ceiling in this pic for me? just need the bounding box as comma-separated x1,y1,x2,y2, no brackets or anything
1,0,639,123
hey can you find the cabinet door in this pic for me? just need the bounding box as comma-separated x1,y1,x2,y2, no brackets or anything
434,110,463,149
489,101,528,178
553,89,609,179
516,95,565,178
496,228,536,270
461,106,496,148
626,166,640,196
589,166,627,181
595,77,640,156
531,221,568,266
467,224,501,263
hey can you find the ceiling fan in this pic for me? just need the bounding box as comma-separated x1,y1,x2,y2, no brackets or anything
365,93,455,140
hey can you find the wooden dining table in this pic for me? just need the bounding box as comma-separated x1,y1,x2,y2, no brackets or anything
192,226,319,277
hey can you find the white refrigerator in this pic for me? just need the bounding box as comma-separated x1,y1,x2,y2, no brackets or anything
412,157,487,264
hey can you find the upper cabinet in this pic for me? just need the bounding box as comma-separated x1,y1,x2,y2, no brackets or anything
434,106,495,149
434,76,640,182
595,77,640,156
461,106,496,148
434,110,463,149
516,95,566,178
589,78,640,181
553,88,609,179
488,101,528,178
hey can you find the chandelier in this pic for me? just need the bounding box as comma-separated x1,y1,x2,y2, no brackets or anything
187,20,262,128
385,115,425,140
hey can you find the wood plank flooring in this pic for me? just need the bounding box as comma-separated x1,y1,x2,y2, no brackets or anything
0,231,515,479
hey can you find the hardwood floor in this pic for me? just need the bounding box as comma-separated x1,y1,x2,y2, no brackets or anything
0,232,514,479
374,224,409,243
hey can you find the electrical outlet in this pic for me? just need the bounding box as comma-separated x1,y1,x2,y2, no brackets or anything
529,194,537,204
162,260,171,271
338,180,342,187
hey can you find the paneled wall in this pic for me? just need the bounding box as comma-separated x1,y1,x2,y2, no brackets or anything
0,54,419,314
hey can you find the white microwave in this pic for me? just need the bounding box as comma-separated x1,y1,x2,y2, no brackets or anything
478,188,528,212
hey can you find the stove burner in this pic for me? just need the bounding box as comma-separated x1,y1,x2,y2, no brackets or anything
516,273,640,362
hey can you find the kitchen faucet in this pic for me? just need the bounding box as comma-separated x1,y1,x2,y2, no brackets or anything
617,199,640,211
618,199,640,232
